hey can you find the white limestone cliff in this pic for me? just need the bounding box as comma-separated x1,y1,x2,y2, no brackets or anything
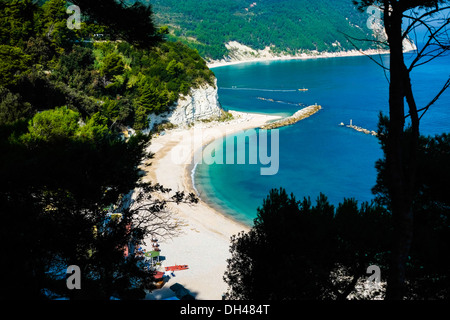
207,37,416,68
146,78,223,131
168,78,222,126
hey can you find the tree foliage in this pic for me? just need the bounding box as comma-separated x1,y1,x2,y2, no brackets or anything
69,0,163,48
0,45,31,87
0,0,203,299
352,0,450,300
0,0,215,131
23,106,80,143
141,0,379,60
90,40,214,128
0,86,32,125
100,52,125,79
373,119,450,299
224,188,391,300
0,0,38,48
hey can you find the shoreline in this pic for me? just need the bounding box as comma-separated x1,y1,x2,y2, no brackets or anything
206,48,391,69
141,110,282,300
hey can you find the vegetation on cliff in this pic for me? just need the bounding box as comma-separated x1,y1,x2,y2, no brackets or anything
0,0,215,131
132,0,378,60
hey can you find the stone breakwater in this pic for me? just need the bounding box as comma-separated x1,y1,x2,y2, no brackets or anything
347,125,378,136
260,104,322,130
340,122,378,137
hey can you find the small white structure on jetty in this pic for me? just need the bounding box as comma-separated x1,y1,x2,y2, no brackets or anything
340,119,378,137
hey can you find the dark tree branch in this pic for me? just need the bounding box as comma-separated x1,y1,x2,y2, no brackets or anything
402,6,450,40
411,76,450,120
69,0,163,48
407,16,450,71
343,33,391,83
116,182,198,241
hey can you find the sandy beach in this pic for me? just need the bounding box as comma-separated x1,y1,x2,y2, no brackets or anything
141,111,282,300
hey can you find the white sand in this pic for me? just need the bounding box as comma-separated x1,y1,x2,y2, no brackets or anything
141,111,282,300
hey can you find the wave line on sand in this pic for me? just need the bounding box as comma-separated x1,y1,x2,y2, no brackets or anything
191,161,201,197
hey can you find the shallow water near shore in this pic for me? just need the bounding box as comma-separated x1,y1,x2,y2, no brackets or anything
195,53,450,226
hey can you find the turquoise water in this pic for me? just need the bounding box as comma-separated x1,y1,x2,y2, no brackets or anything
195,53,450,226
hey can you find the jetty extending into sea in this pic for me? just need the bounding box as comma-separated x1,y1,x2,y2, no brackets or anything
260,104,322,130
339,120,378,137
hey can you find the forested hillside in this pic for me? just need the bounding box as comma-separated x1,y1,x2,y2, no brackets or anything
0,0,215,131
133,0,378,60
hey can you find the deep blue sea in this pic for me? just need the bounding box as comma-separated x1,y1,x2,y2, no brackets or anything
195,53,450,226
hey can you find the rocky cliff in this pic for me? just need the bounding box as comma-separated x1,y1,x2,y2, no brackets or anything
146,78,223,131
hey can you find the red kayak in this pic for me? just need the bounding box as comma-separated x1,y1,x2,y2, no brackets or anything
165,265,189,271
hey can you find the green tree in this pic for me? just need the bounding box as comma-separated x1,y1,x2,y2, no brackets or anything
353,0,450,300
166,59,184,77
54,45,95,93
224,188,390,300
100,52,125,79
41,0,72,42
0,0,38,48
0,45,31,87
24,36,54,67
22,106,80,143
76,112,109,141
0,86,33,125
137,81,170,115
373,123,450,299
133,105,149,131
